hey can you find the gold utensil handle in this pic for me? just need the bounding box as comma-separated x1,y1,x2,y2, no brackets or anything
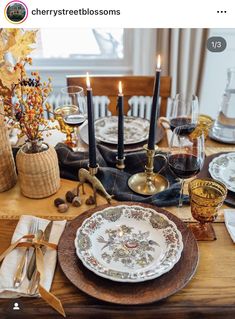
27,270,40,295
27,251,36,280
27,229,43,280
13,247,28,287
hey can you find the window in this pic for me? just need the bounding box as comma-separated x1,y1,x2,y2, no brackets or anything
28,28,133,74
32,29,124,59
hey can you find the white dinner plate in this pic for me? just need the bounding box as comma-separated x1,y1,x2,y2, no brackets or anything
94,116,150,145
209,152,235,192
74,205,183,283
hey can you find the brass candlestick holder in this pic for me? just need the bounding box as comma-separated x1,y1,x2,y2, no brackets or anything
116,156,125,171
128,145,169,196
77,164,113,206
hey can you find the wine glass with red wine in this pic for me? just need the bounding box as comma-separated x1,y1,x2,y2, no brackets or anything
168,125,205,207
169,93,199,134
60,86,87,152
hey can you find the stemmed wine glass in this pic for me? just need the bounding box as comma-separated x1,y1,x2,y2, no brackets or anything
60,86,87,152
169,93,199,134
188,178,227,240
168,125,205,207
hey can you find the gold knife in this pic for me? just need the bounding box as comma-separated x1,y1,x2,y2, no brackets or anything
27,221,54,295
27,221,53,281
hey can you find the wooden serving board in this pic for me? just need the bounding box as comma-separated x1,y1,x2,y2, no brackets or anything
58,202,199,305
198,152,235,207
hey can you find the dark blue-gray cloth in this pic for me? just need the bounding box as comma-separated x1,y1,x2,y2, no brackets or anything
55,143,189,207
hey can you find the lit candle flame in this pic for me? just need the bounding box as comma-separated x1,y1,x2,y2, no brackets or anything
157,54,161,69
86,72,91,88
118,81,123,94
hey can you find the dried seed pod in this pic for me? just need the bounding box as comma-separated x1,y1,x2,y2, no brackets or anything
72,187,79,196
57,203,69,213
85,195,96,205
65,191,76,203
54,198,65,207
72,196,82,207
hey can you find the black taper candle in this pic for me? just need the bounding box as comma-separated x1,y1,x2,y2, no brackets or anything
147,55,161,150
86,73,97,168
117,81,124,160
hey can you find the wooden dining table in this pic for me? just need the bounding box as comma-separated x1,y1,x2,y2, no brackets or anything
0,134,235,319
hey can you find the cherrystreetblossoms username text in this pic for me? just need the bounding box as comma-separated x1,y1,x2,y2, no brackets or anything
31,8,121,17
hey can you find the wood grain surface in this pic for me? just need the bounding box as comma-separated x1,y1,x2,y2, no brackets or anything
58,202,199,305
1,137,235,318
1,219,235,318
0,179,109,220
0,137,233,221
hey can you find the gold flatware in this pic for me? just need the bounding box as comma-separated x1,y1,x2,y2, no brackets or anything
27,267,39,295
13,221,38,288
26,228,44,280
27,221,53,294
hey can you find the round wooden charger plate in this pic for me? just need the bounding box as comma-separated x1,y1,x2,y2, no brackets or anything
198,152,235,207
58,202,199,305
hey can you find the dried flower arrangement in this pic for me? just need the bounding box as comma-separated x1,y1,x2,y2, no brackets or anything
0,29,58,153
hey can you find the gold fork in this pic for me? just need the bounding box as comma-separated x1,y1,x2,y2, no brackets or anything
27,229,44,295
13,220,38,288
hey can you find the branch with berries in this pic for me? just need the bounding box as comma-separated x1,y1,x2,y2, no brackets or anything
0,58,59,149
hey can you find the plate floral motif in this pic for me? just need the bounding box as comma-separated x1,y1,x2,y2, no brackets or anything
209,153,235,192
94,116,150,145
75,205,184,282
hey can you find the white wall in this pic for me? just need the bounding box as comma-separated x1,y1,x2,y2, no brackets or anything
200,28,235,119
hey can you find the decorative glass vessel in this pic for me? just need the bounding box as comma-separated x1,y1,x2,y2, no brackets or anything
211,68,235,143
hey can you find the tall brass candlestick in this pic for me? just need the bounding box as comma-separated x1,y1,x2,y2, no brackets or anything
128,144,168,195
128,55,169,195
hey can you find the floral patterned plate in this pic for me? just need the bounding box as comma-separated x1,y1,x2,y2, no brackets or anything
94,116,150,145
74,205,184,283
209,152,235,192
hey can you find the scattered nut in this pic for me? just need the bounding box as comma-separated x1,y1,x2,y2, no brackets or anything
65,191,76,203
85,195,96,205
72,187,79,196
57,203,69,213
72,196,82,207
54,198,65,207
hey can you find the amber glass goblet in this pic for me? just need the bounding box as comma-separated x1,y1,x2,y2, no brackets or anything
54,105,78,146
188,178,227,240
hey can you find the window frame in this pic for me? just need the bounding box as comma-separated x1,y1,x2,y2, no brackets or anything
26,29,133,74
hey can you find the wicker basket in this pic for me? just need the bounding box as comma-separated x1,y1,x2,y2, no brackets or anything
0,125,17,192
16,144,60,198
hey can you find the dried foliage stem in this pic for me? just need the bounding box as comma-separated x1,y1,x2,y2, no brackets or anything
0,29,59,153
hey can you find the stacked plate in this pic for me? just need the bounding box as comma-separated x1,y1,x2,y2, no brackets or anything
58,203,199,304
209,152,235,193
74,205,183,283
80,116,164,152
